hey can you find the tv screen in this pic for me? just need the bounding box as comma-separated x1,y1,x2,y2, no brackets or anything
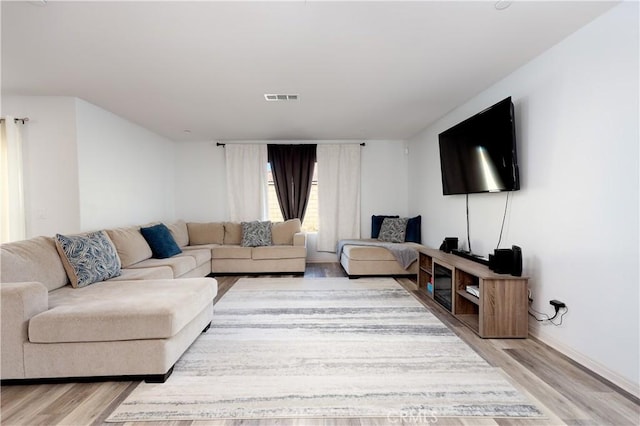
438,97,520,195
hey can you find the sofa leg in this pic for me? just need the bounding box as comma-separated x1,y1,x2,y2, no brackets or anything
202,321,212,333
144,366,173,383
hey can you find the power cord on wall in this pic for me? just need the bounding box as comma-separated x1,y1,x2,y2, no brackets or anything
528,294,568,326
466,193,472,254
496,192,510,249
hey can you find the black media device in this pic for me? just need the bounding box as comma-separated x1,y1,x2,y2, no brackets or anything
438,97,520,195
489,245,523,276
439,237,458,253
511,245,522,276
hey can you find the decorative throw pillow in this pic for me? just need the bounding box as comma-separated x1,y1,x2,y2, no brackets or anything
241,221,272,247
371,215,399,238
405,215,422,244
378,217,409,243
140,223,182,259
55,231,121,288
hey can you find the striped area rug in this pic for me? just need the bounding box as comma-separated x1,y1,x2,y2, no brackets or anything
107,277,544,422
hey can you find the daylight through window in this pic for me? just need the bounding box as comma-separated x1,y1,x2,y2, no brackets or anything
267,163,318,232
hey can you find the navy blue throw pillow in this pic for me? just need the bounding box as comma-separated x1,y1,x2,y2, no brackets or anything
140,223,182,259
405,215,422,244
371,215,399,238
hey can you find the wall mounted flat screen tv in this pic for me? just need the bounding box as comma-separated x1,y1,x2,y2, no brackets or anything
438,97,520,195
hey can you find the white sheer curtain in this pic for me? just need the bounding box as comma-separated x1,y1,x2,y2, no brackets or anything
225,144,268,222
0,117,26,243
317,144,361,252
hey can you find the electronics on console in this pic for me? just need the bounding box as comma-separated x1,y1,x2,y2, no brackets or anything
438,237,458,253
441,238,523,277
488,245,522,276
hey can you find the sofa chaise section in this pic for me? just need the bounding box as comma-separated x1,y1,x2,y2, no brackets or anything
340,242,421,277
338,215,423,278
1,232,217,383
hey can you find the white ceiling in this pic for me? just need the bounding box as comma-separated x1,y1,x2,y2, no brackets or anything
2,1,618,142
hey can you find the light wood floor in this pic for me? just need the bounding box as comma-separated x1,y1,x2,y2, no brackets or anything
2,263,638,426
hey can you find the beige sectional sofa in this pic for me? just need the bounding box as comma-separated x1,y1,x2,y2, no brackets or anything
185,220,307,274
0,218,306,383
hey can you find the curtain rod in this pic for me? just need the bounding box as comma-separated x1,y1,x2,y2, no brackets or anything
216,142,366,147
0,117,29,124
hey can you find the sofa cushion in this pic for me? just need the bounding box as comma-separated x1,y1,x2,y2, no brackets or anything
181,248,211,267
127,253,197,278
1,236,69,291
223,222,242,245
107,266,174,281
187,222,224,245
241,221,272,247
140,224,182,259
55,231,122,288
271,219,302,245
211,246,252,259
252,245,307,260
29,278,217,343
106,227,152,268
167,220,190,248
378,217,408,243
293,232,306,247
343,244,396,261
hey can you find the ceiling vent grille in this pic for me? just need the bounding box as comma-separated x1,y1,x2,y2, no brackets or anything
264,94,299,101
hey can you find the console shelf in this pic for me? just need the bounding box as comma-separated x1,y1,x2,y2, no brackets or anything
456,289,479,305
417,247,528,338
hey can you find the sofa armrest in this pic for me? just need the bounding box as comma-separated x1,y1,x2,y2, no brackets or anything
1,282,48,379
293,232,306,247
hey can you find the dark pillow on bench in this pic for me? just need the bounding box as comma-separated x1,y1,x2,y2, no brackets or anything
405,215,422,244
371,215,399,238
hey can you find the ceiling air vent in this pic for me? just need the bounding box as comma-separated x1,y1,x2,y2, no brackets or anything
264,94,299,101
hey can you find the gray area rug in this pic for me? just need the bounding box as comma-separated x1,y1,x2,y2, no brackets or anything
107,277,545,422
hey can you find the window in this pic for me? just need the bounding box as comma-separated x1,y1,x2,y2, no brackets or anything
267,163,319,232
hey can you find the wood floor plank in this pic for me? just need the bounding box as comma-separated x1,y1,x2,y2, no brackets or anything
54,381,134,426
2,268,638,426
1,383,74,425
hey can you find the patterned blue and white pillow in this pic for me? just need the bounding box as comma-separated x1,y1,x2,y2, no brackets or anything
55,231,121,288
378,217,409,243
241,221,272,247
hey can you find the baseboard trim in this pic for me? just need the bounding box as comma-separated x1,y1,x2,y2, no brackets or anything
529,325,640,400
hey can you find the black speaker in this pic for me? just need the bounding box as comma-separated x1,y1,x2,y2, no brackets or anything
489,246,523,276
492,249,514,274
439,237,458,253
512,245,522,277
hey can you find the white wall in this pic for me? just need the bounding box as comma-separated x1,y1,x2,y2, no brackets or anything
407,3,639,394
173,139,411,262
174,141,228,222
1,96,177,235
75,99,176,230
1,96,81,237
